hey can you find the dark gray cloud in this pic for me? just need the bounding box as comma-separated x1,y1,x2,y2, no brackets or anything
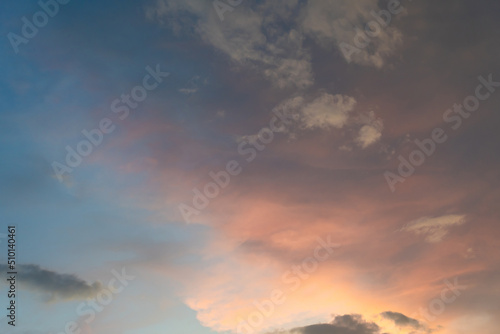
279,314,380,334
1,264,102,301
381,311,425,330
269,313,438,334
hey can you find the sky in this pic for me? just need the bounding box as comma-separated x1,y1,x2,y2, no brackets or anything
0,0,500,333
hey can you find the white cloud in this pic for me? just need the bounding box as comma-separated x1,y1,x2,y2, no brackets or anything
355,111,384,148
301,0,403,68
269,93,357,133
146,0,405,91
357,125,382,148
237,94,385,153
401,214,467,243
300,93,357,129
236,93,357,144
147,0,313,88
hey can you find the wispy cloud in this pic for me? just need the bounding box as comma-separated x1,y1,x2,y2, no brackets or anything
301,0,404,68
401,215,467,243
147,0,313,88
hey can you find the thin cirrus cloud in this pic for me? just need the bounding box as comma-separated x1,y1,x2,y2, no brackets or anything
400,215,467,243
